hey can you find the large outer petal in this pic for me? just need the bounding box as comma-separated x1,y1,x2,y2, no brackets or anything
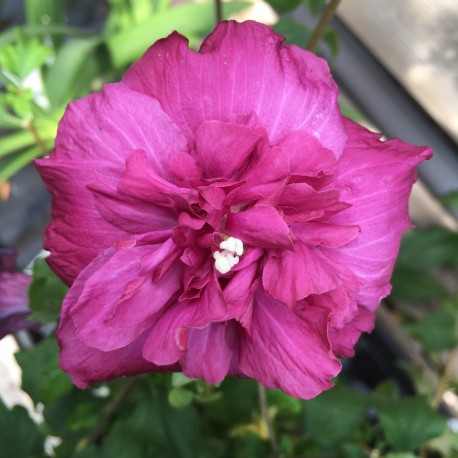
180,323,233,384
58,314,178,389
123,21,347,155
35,83,186,285
58,243,182,352
239,289,341,399
327,119,432,309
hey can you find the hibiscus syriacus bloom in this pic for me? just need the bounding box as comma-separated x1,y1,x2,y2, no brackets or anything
36,21,431,398
0,248,34,339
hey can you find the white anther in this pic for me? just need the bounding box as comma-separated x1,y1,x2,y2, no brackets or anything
220,236,244,256
213,236,244,274
213,251,232,274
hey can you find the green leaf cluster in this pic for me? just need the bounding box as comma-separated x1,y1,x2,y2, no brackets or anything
28,257,68,324
0,0,250,184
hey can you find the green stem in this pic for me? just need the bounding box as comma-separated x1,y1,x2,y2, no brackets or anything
257,382,279,458
432,346,458,408
86,377,140,445
25,119,49,156
306,0,342,53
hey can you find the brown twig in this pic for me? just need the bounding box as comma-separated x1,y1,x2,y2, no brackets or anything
215,0,223,24
257,382,279,458
432,346,458,408
306,0,342,53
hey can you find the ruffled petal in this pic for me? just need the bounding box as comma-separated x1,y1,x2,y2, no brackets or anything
35,159,130,285
277,131,337,182
58,314,178,389
61,243,182,352
123,21,346,154
36,83,187,284
263,241,342,308
143,275,227,365
328,306,375,358
326,119,432,309
195,120,261,179
225,205,293,250
180,323,232,383
51,83,187,178
239,289,341,399
292,222,360,248
89,181,177,234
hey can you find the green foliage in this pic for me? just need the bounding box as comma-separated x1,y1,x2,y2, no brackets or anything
274,17,313,48
0,400,45,458
0,31,51,82
405,300,458,352
439,190,458,209
44,37,102,109
274,16,339,57
375,397,446,451
304,384,368,446
264,0,302,13
391,227,458,302
105,1,250,68
28,257,68,324
15,337,73,405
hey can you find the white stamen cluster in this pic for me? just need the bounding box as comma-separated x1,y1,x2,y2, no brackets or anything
213,236,244,274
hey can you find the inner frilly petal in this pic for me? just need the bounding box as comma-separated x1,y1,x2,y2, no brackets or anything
195,120,261,179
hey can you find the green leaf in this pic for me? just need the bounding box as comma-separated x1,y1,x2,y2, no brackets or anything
439,190,458,209
339,100,365,123
264,0,302,12
396,227,458,270
305,385,368,446
390,268,448,303
171,372,194,388
0,33,51,80
152,0,171,13
28,257,68,324
168,387,194,409
0,130,36,157
338,443,370,458
404,307,458,352
44,37,101,109
0,25,92,48
15,337,73,405
0,146,44,182
158,387,201,458
303,0,326,15
323,28,339,57
106,1,250,68
0,400,45,458
385,453,418,458
25,0,64,27
375,397,446,451
267,388,302,414
0,107,22,128
273,17,312,48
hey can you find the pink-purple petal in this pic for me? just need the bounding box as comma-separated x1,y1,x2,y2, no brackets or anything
123,21,346,151
180,323,232,383
195,120,261,179
326,119,433,309
225,205,293,250
239,289,341,399
263,241,342,308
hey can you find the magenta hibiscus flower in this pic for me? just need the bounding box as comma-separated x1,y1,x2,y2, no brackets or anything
36,21,431,398
0,248,34,339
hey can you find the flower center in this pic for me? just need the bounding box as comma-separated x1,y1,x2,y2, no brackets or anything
213,236,244,274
